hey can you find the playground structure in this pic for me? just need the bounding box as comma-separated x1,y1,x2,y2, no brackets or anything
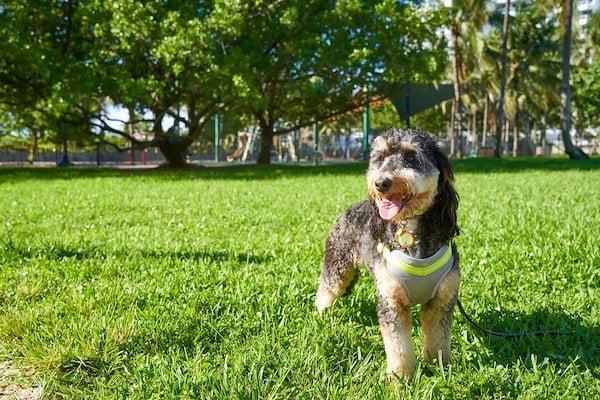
226,129,306,163
226,130,251,162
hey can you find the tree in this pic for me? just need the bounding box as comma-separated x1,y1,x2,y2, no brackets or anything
493,0,511,157
447,0,488,157
560,0,588,159
85,0,228,167
216,0,448,164
212,0,335,164
572,61,600,129
572,10,600,132
0,0,101,161
0,0,234,168
502,0,561,155
572,8,600,128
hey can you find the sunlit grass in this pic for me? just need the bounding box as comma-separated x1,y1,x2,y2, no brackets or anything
1,158,599,399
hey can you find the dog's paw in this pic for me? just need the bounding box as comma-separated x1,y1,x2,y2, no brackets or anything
386,365,414,382
315,287,336,315
386,355,416,382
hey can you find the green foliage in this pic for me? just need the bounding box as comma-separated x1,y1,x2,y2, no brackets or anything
573,10,600,130
0,134,30,152
573,60,600,129
371,103,402,134
588,10,600,46
0,0,450,166
410,103,452,137
6,1,598,163
216,0,448,162
1,158,599,398
503,0,561,121
471,0,562,126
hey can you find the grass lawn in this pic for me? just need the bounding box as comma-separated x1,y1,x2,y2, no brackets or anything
1,157,599,399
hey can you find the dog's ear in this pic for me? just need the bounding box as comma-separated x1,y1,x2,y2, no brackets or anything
431,145,460,239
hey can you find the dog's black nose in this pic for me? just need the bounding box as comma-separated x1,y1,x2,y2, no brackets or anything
375,177,392,193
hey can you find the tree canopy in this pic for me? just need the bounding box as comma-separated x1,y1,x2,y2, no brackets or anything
1,1,598,165
0,0,448,165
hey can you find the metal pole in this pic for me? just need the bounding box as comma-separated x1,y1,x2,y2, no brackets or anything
313,121,319,165
313,121,319,152
362,86,370,159
214,113,220,162
58,121,71,167
405,84,411,129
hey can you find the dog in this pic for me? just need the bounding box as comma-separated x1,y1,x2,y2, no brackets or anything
315,128,460,379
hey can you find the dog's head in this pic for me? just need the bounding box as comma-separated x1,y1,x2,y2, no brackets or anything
367,128,459,237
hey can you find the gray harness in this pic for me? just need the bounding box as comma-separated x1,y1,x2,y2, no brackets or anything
377,242,454,305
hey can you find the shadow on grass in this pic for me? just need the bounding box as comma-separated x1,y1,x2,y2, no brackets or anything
0,162,368,182
335,291,599,377
137,248,273,265
3,242,273,266
459,305,599,374
2,156,599,183
452,156,600,174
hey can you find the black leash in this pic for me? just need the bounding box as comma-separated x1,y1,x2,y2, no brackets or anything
456,297,563,338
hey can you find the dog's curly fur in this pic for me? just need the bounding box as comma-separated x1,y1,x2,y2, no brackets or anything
315,128,460,379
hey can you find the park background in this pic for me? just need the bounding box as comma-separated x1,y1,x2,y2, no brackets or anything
1,0,599,166
1,1,600,399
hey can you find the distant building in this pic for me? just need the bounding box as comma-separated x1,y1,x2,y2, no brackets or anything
578,0,600,26
441,1,599,28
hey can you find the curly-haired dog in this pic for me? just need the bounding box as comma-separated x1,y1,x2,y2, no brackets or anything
315,128,460,379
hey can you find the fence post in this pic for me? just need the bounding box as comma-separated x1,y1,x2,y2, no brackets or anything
214,113,220,162
362,86,370,160
57,121,72,167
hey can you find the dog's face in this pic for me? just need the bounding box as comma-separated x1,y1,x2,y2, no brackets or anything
367,129,453,222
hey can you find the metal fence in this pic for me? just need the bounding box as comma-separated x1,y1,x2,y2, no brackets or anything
0,148,231,166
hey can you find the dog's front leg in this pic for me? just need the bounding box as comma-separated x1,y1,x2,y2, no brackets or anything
420,267,460,366
377,296,415,379
375,270,415,379
315,259,359,314
315,229,360,314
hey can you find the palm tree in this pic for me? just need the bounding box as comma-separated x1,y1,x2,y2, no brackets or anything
560,0,589,159
448,0,489,157
494,0,510,157
504,0,561,156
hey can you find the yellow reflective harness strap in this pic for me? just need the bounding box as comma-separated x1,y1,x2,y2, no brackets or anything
376,242,452,277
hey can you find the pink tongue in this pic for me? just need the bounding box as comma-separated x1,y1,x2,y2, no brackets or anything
379,197,402,220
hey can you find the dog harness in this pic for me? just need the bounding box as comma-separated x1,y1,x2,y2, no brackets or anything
377,242,454,305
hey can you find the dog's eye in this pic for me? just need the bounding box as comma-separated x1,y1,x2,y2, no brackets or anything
371,152,386,163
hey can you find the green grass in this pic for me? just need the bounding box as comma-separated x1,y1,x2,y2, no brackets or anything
0,157,599,399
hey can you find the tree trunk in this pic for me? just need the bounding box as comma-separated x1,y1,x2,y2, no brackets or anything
157,137,191,168
471,109,477,155
28,131,39,163
257,122,274,165
495,0,510,158
560,0,589,159
488,97,497,148
448,101,456,156
504,118,510,154
513,107,519,157
482,94,489,147
540,111,548,146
